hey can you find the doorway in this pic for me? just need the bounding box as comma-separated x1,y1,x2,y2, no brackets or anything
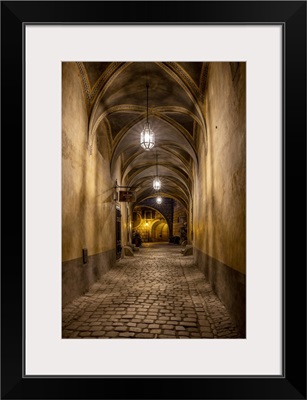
116,206,121,259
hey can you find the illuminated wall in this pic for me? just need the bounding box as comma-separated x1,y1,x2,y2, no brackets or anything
62,62,120,306
193,62,246,335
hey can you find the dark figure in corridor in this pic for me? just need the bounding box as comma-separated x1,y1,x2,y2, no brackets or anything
133,230,142,247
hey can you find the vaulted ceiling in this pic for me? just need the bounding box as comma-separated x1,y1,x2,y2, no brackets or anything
79,62,208,209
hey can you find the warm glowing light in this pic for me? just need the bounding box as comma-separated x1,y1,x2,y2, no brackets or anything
140,84,155,150
153,177,161,190
156,196,162,204
140,123,155,150
145,221,149,226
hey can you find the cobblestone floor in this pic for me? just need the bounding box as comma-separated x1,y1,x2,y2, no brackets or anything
62,243,240,339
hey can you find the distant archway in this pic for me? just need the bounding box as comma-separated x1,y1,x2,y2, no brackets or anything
151,220,169,242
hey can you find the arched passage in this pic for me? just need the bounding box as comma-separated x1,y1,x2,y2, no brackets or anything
62,61,246,336
132,205,169,243
151,220,169,241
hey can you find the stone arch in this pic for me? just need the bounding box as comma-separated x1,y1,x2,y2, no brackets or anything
151,219,169,242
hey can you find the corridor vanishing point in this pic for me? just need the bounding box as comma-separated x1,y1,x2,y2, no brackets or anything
62,62,246,338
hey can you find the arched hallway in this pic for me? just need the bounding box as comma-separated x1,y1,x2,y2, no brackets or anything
63,243,240,338
62,61,246,338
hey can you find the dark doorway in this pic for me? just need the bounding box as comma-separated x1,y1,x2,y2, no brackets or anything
116,206,121,259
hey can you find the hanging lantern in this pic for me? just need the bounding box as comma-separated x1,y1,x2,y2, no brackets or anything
156,195,162,204
140,123,155,150
153,150,161,190
140,83,155,151
153,177,161,190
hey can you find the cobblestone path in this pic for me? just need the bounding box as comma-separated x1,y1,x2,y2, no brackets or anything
62,243,240,339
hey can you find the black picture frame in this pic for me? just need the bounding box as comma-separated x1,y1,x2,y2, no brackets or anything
1,1,306,399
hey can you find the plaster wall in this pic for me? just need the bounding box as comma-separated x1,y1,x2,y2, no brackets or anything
62,62,117,305
194,62,246,273
193,62,246,334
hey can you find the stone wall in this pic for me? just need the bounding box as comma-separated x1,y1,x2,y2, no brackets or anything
132,207,168,242
138,198,174,236
151,221,169,241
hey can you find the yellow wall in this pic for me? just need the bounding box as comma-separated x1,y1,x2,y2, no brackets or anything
193,62,246,274
62,62,116,262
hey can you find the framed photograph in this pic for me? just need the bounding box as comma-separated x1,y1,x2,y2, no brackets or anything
1,1,306,399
